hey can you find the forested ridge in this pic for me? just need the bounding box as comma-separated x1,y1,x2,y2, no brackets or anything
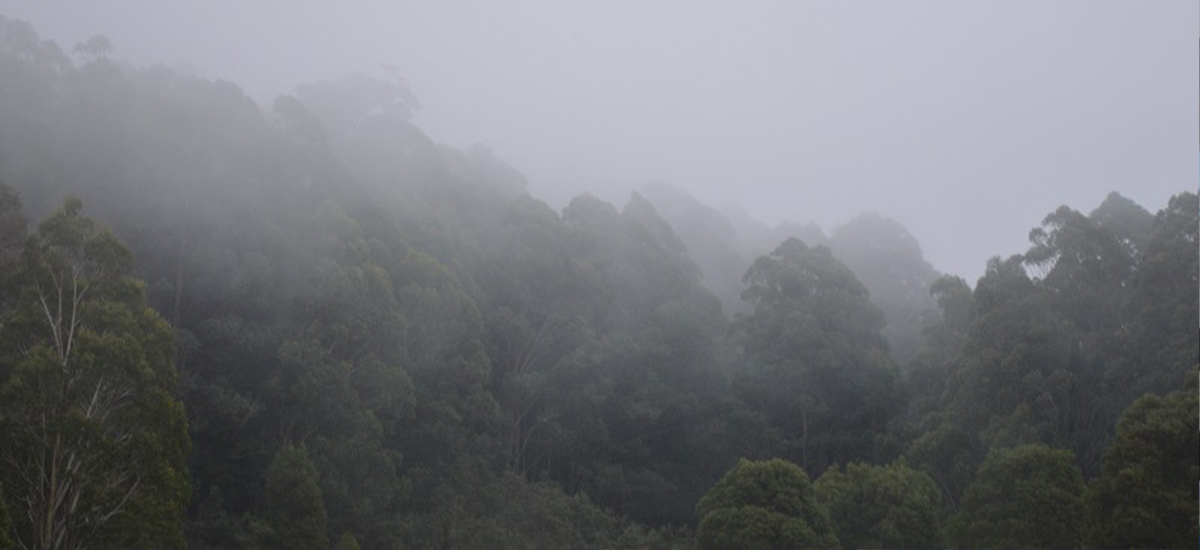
0,16,1196,550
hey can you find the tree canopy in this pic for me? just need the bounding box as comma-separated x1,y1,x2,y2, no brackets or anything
735,238,901,473
1085,368,1199,549
0,195,190,550
948,444,1086,549
0,16,1196,549
695,458,839,550
814,460,942,550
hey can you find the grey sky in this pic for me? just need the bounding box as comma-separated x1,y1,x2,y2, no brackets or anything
4,1,1196,281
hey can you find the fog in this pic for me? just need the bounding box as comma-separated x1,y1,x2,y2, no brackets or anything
2,4,1198,547
5,0,1196,281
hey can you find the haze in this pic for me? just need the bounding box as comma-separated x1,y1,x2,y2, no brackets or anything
5,0,1196,281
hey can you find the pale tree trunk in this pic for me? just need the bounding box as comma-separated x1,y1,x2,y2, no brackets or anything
501,316,556,475
6,261,141,550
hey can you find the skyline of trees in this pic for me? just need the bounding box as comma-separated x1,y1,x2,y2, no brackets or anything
0,15,1196,550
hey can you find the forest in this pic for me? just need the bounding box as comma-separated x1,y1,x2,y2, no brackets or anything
0,15,1197,550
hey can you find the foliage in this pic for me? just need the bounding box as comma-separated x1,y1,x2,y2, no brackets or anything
262,446,329,550
333,531,361,550
0,181,23,266
1120,192,1199,401
948,444,1085,549
906,194,1196,509
0,482,12,550
735,238,901,473
0,198,190,549
0,181,26,337
1084,368,1199,549
475,191,734,526
904,275,973,424
827,212,941,366
695,458,839,550
395,467,652,550
1088,191,1154,258
814,460,942,550
0,17,1197,550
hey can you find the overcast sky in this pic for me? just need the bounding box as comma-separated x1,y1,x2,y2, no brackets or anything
4,1,1196,281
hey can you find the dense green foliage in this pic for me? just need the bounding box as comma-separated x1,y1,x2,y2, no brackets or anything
0,196,191,549
906,190,1198,519
0,15,1196,549
0,196,190,549
814,460,942,550
0,483,11,550
261,446,329,550
695,459,838,550
1084,368,1199,549
947,444,1086,549
735,238,901,473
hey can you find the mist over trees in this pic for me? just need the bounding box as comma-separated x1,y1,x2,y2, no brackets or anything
639,184,939,366
0,15,1196,550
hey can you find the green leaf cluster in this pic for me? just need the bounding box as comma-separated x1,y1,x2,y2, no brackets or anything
1084,368,1199,549
947,444,1085,549
814,460,942,550
0,194,190,549
695,458,839,550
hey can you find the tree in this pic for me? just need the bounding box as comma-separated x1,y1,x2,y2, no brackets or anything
262,445,329,550
0,181,26,332
922,256,1076,480
814,460,942,550
905,274,974,422
1084,368,1198,549
0,181,23,267
1024,205,1133,352
71,35,113,61
828,212,941,366
293,73,420,136
475,192,732,527
736,238,900,472
0,482,13,550
0,198,190,550
333,531,361,550
948,444,1085,549
636,182,755,316
695,458,839,550
1121,192,1199,400
1088,191,1154,259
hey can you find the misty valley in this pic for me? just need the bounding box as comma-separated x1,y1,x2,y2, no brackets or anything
0,14,1197,550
